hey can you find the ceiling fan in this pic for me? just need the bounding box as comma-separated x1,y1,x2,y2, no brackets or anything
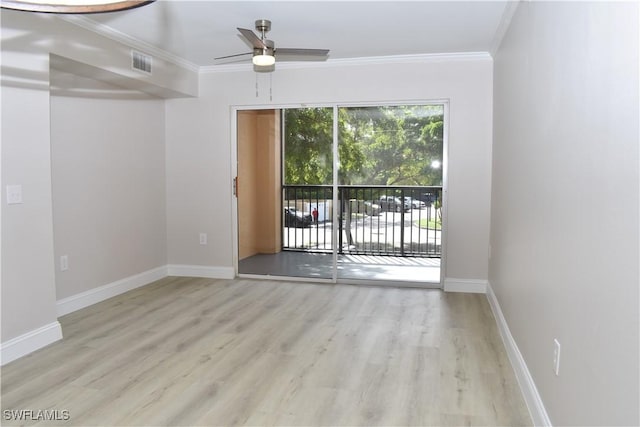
215,19,330,70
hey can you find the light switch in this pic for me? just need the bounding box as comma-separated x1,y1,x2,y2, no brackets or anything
6,185,23,204
60,255,69,272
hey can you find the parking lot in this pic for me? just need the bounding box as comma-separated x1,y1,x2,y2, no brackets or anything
283,207,441,256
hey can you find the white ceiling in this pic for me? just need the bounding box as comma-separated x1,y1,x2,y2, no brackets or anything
80,0,513,68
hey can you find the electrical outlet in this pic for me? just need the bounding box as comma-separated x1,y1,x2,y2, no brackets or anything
553,338,561,376
60,255,69,272
6,185,23,204
199,233,207,245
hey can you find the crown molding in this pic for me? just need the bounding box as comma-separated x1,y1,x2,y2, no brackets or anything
200,51,493,74
57,15,200,73
490,0,521,56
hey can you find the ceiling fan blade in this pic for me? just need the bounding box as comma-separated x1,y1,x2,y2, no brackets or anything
237,27,266,49
275,48,330,57
214,52,252,61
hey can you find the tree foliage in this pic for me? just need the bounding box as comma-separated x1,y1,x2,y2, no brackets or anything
283,107,333,185
284,105,443,186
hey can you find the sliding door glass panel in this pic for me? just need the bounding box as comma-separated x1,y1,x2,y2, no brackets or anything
280,107,334,279
337,105,444,283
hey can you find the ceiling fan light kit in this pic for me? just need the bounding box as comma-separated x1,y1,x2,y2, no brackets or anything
253,53,275,67
0,0,154,14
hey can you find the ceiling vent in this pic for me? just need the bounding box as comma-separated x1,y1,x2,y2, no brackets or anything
132,51,152,74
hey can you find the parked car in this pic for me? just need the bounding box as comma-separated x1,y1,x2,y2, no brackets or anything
284,207,313,228
403,197,426,209
378,195,410,212
349,199,381,216
416,191,439,206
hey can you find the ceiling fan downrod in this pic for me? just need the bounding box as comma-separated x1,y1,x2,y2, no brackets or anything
255,19,271,39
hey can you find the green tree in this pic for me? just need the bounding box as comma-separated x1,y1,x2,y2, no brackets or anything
283,107,333,185
284,105,443,187
338,105,443,186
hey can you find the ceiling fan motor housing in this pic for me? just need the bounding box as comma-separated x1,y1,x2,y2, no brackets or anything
254,47,275,56
254,38,274,58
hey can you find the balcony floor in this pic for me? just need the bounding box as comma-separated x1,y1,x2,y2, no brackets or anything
239,251,441,285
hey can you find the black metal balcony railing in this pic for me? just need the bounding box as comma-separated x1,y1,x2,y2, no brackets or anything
282,185,442,258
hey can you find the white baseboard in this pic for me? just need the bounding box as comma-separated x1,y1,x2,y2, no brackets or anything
56,266,168,317
486,282,552,427
167,264,235,279
444,277,488,293
1,321,63,366
3,264,233,365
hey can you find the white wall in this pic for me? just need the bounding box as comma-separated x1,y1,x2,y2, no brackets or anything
165,57,494,283
1,10,194,352
490,2,639,426
1,57,59,344
50,71,167,300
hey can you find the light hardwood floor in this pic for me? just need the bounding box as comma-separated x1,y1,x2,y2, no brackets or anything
1,277,531,426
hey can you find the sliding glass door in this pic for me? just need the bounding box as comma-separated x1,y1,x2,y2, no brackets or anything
237,103,445,285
